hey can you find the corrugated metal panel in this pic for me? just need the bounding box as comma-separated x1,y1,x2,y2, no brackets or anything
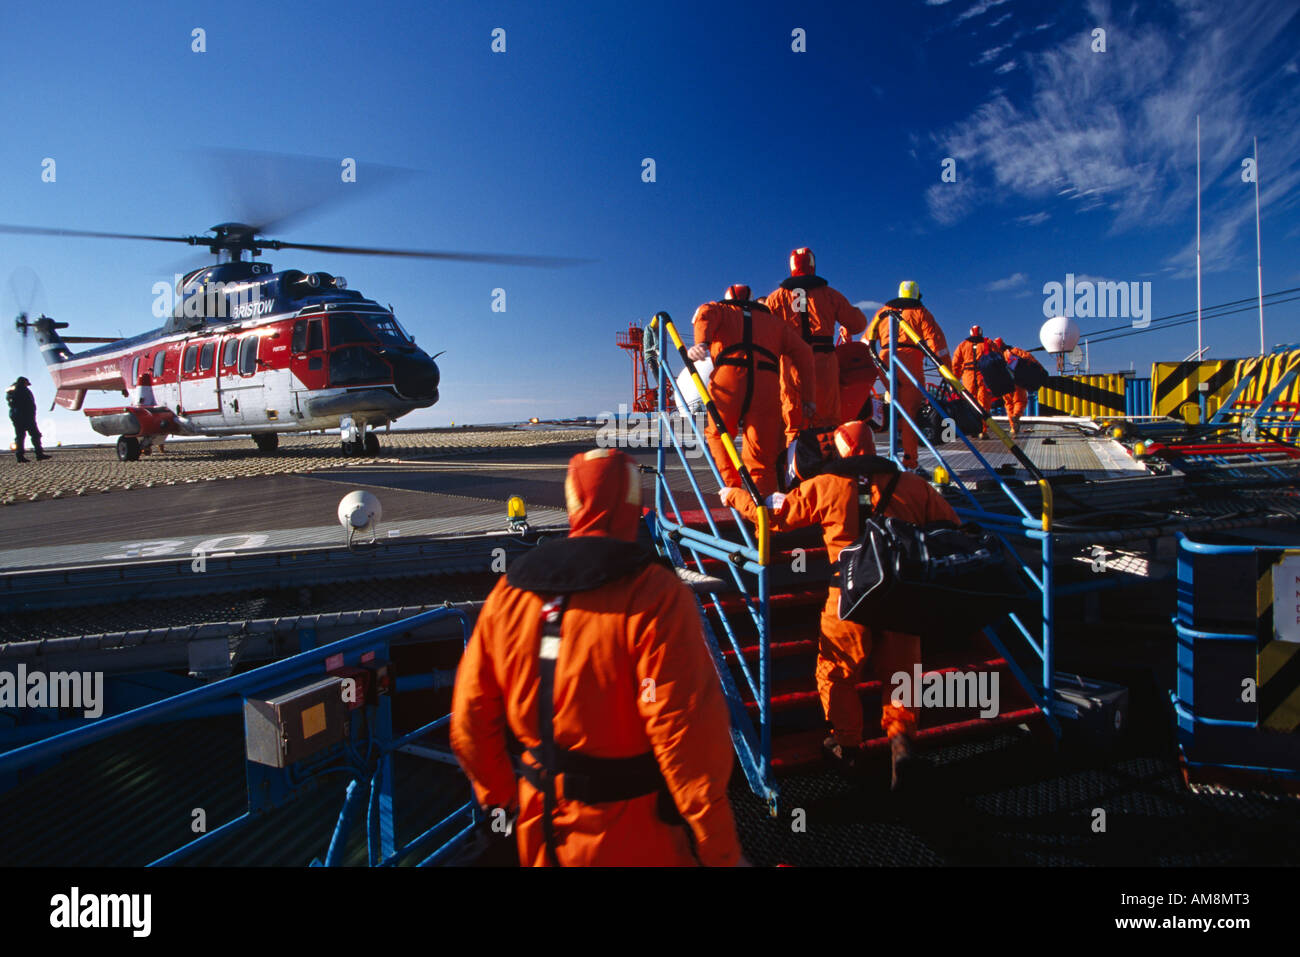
1126,378,1152,417
1036,374,1128,418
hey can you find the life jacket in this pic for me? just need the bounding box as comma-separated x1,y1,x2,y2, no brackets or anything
779,275,835,354
710,299,781,423
778,426,898,493
503,536,683,867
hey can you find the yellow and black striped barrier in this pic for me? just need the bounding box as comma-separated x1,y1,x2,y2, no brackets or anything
1152,359,1240,420
1258,549,1300,734
1035,374,1128,418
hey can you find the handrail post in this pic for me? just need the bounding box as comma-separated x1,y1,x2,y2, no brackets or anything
1039,480,1055,698
888,310,898,463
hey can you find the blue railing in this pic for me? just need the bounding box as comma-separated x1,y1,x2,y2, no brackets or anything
1172,536,1300,780
0,607,476,866
646,312,778,815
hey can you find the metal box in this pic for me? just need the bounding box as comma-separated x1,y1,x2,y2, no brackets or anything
244,676,347,768
1051,672,1130,743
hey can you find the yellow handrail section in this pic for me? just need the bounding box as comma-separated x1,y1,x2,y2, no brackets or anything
1037,479,1053,533
650,314,771,566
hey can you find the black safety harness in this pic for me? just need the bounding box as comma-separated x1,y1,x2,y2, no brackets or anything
780,275,835,355
503,537,683,867
711,299,781,425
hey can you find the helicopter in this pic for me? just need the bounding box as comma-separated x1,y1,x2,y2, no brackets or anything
5,219,574,461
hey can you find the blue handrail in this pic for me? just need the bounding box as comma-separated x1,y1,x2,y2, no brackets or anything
0,607,475,867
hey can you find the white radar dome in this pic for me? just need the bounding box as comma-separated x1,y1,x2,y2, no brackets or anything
1040,316,1080,354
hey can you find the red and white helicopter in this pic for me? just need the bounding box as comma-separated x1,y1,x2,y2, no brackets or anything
6,219,571,460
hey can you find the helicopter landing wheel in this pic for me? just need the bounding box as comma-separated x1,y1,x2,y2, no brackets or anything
341,439,358,456
363,432,380,456
117,436,141,462
253,433,279,453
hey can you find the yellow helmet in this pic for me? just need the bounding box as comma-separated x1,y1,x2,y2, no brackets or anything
898,280,920,300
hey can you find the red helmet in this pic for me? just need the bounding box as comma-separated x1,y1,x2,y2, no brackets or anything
724,284,751,301
832,420,876,459
789,247,815,277
970,325,982,337
993,337,1006,351
564,448,642,542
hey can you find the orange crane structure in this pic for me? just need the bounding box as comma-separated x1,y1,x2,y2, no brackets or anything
616,322,674,413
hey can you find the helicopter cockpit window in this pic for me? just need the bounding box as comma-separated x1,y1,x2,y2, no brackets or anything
222,338,238,368
328,314,376,346
238,336,259,376
307,319,324,351
292,321,307,354
153,351,166,380
366,316,410,347
199,342,215,373
183,346,198,375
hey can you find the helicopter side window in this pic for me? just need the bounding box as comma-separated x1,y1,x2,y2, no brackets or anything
199,342,215,373
183,346,198,375
292,321,307,354
222,338,238,369
238,336,259,376
132,357,140,385
307,319,323,351
153,351,166,381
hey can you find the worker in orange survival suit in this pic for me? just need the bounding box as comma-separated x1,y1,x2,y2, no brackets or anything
452,448,745,866
720,421,959,789
864,281,952,469
992,337,1043,438
688,284,816,496
764,248,867,441
950,325,996,437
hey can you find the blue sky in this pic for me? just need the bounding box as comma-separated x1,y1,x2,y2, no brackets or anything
2,0,1298,445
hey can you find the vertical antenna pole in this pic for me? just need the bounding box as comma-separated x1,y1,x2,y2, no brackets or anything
1255,135,1264,355
1196,115,1203,360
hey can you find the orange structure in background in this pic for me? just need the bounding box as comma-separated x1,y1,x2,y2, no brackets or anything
617,323,675,413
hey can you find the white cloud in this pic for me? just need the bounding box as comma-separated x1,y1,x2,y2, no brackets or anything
985,272,1028,291
1016,211,1050,225
988,12,1012,28
854,300,885,315
953,0,1012,26
994,60,1017,74
925,0,1300,276
977,44,1010,64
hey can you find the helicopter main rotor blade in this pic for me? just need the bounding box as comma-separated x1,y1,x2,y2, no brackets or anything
0,224,195,245
267,240,591,268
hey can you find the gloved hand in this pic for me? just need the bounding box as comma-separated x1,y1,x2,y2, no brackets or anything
718,487,736,508
687,343,709,362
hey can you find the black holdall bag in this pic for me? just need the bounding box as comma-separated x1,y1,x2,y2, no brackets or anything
975,350,1016,397
1010,354,1050,391
836,473,1030,635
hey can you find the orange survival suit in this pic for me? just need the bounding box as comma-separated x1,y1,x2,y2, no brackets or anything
950,331,997,434
765,270,867,440
865,299,952,468
692,287,815,497
452,449,741,866
996,341,1041,437
721,423,958,772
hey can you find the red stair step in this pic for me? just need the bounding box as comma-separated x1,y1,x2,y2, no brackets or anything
768,707,1045,772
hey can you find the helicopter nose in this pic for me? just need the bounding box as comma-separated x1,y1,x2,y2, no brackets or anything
392,353,440,402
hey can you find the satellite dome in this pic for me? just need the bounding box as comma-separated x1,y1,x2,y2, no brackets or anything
1040,316,1080,354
